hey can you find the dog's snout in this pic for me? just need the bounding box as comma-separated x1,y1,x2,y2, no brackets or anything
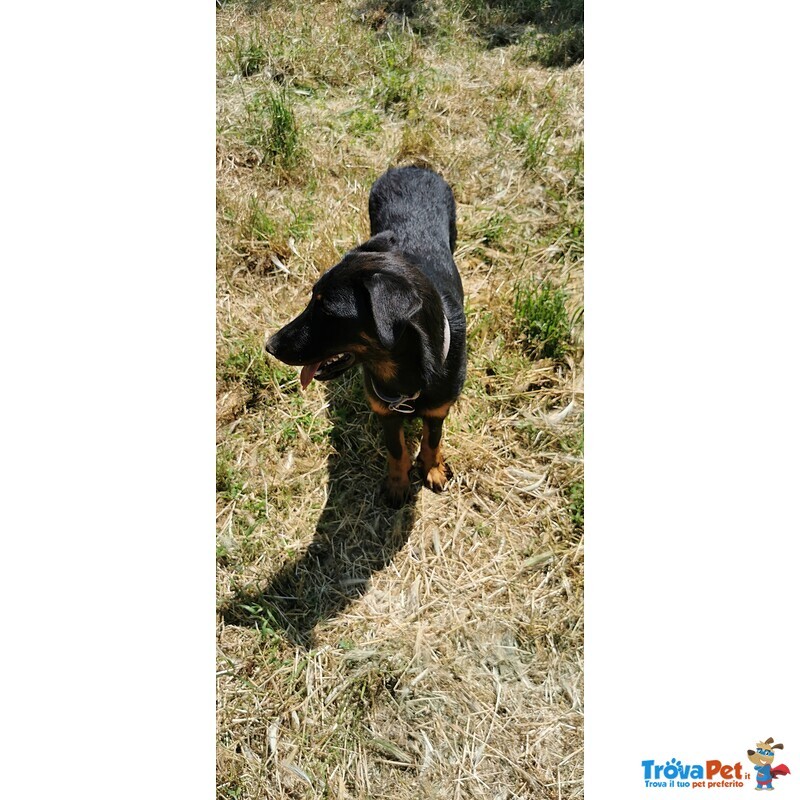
264,332,279,356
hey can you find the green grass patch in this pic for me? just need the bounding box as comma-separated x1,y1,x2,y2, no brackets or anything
568,480,584,531
287,203,315,240
527,25,584,68
346,106,384,140
538,213,584,265
490,110,556,173
513,1,584,68
510,116,553,173
461,0,584,67
217,447,245,500
243,196,277,243
225,32,268,77
513,279,571,359
240,601,288,646
220,338,296,393
376,36,425,115
242,89,302,168
561,140,584,197
276,406,331,449
238,194,315,253
475,212,514,249
560,424,584,455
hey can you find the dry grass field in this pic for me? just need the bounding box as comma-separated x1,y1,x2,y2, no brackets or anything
216,1,583,797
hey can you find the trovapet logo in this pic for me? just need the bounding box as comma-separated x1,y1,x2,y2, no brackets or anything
641,758,745,789
641,736,791,791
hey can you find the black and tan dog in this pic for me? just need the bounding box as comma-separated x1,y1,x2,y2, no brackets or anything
265,166,467,505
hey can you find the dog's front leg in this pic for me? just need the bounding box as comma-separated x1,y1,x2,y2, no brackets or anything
379,413,411,507
419,412,453,492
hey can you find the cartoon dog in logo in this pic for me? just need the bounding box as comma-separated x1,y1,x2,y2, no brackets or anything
747,737,790,790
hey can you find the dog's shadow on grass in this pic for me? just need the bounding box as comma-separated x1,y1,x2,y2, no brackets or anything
221,371,420,649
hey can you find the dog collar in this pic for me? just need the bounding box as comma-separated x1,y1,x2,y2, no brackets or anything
370,379,420,414
370,316,449,414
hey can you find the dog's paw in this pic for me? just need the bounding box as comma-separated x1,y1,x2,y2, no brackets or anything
423,461,452,493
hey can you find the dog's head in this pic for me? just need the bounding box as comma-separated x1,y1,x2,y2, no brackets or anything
265,231,444,389
747,738,783,766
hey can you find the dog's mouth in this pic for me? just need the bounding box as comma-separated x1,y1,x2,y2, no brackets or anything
299,352,356,389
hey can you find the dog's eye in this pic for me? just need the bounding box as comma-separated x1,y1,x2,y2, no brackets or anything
314,294,334,315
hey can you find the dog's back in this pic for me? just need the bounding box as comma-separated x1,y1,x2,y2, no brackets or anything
368,167,463,307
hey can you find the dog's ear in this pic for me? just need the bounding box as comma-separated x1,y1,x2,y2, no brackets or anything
357,230,397,253
364,271,421,350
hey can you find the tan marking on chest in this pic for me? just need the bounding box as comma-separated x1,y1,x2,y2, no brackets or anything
418,401,453,419
366,393,392,416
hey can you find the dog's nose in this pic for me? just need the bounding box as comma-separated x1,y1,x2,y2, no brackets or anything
264,333,278,356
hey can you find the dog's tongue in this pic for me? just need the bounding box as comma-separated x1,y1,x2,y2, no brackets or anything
300,361,323,390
